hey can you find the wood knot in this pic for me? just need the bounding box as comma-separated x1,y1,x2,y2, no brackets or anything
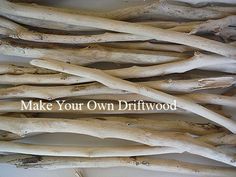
20,156,42,165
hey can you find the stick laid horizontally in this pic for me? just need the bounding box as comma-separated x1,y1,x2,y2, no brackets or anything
31,59,236,133
0,40,187,65
0,51,235,80
0,0,235,57
0,142,184,157
0,116,234,166
0,17,198,44
1,155,236,176
0,132,235,157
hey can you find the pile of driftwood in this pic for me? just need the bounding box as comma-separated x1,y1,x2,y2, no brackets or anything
0,0,236,176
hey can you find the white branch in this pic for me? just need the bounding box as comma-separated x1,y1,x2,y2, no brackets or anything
0,142,183,157
0,40,187,65
0,155,236,176
0,17,199,44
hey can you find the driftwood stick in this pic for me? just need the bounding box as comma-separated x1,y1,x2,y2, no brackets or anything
0,132,235,157
0,76,235,99
0,0,235,56
4,116,225,136
0,116,234,166
0,116,230,144
0,13,202,32
0,40,187,65
1,155,236,176
31,59,236,133
6,52,232,80
0,17,199,44
0,142,184,157
101,53,236,79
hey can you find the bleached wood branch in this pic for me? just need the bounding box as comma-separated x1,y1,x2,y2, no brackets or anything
0,0,235,57
31,59,236,133
100,53,236,79
0,155,236,176
0,142,184,157
0,131,234,157
0,76,235,99
0,40,187,65
0,131,235,157
0,116,231,144
0,116,234,166
1,53,235,85
0,17,199,44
